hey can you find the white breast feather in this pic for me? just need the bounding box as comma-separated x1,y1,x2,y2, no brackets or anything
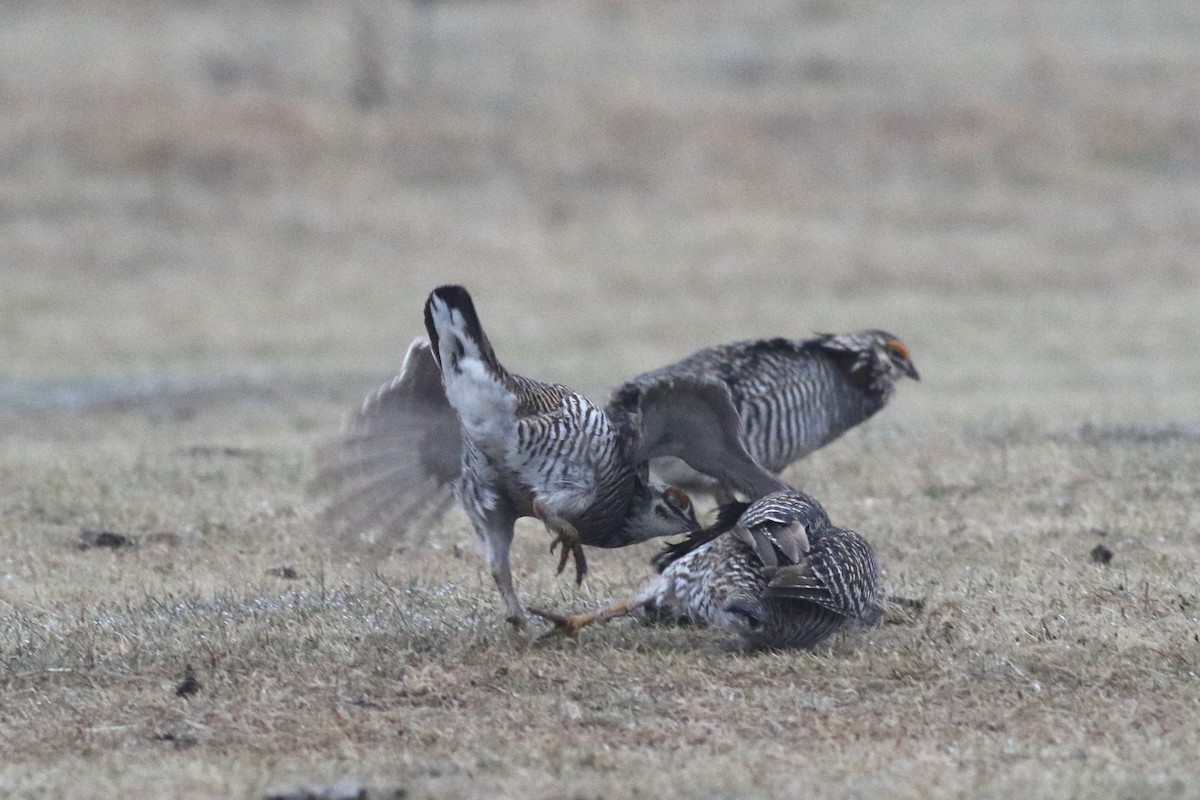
443,356,515,436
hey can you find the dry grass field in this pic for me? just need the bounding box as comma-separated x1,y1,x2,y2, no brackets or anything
2,1,1200,797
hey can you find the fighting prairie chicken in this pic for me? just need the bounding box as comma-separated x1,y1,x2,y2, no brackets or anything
532,490,883,649
315,285,789,627
610,331,919,502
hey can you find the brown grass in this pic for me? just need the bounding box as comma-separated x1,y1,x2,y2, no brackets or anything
2,1,1200,797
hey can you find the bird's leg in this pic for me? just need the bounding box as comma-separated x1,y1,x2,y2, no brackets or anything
532,499,588,585
529,579,662,639
480,515,525,628
528,600,638,638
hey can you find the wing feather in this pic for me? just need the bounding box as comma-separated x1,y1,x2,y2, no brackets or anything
764,527,880,620
311,336,462,548
611,376,787,500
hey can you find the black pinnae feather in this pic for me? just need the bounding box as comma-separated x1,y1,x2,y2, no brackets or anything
715,499,752,530
653,500,750,572
653,529,716,572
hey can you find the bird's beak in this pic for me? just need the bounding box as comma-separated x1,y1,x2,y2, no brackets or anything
904,361,920,381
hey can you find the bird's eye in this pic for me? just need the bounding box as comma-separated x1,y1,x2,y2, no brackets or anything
725,600,765,629
664,486,691,512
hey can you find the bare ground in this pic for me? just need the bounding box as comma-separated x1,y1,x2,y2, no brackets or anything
2,1,1199,798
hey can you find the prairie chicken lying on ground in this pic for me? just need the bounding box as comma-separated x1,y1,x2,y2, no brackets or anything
610,331,919,502
532,490,883,649
315,285,788,627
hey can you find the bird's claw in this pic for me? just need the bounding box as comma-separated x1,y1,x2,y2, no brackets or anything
549,533,588,585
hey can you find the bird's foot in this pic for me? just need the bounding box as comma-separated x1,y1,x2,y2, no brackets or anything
535,500,588,585
528,606,596,639
549,535,588,585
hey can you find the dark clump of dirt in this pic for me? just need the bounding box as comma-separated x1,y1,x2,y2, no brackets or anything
179,444,265,458
266,566,300,579
1090,544,1114,565
264,783,407,800
175,664,203,698
77,529,136,550
153,730,199,749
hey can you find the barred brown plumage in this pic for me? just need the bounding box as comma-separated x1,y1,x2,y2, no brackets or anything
314,285,794,628
610,332,919,502
532,490,883,649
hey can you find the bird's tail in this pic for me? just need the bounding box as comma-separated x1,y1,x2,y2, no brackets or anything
423,285,500,372
423,285,513,430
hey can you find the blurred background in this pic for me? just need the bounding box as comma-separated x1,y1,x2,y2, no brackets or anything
2,0,1198,425
3,7,1199,794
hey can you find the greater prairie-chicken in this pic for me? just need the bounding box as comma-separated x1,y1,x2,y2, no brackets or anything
315,285,788,627
532,490,883,649
610,331,919,502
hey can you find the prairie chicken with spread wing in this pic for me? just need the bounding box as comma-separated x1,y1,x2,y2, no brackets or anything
315,285,788,627
611,331,919,502
532,490,883,649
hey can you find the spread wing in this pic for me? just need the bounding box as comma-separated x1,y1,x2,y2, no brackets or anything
310,336,462,548
610,375,788,500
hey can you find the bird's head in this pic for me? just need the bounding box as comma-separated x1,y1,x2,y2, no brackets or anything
721,596,769,637
628,483,699,541
819,330,919,397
